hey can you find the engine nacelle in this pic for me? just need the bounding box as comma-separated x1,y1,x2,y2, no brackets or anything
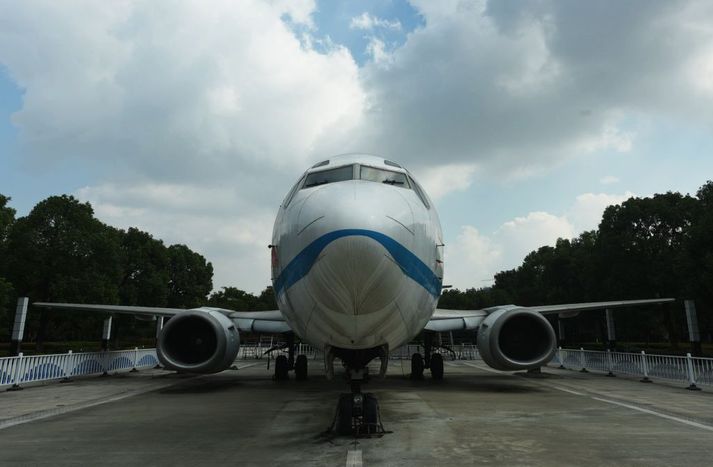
157,309,240,373
476,308,556,371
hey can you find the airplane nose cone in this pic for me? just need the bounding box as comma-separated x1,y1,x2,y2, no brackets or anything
297,181,415,317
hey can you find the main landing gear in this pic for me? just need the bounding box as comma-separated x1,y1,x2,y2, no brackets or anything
410,333,445,380
271,333,309,381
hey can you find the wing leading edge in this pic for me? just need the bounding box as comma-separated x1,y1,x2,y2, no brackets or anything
426,298,675,333
33,302,292,334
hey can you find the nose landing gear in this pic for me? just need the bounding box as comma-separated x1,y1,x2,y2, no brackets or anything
330,367,387,437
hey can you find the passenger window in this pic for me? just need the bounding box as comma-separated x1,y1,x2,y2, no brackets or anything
303,165,353,188
360,166,410,188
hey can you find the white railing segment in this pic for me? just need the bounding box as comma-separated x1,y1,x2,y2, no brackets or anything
0,348,159,389
552,347,713,389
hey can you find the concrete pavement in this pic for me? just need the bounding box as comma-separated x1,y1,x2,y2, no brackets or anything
1,359,712,466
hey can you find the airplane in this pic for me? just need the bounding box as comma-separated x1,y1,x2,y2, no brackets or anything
35,153,674,435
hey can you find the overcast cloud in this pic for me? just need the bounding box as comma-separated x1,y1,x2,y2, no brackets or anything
1,0,712,292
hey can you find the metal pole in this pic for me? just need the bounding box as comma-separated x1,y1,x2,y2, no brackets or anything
606,349,615,377
579,347,588,373
640,351,651,383
10,297,29,356
101,316,112,351
558,347,565,369
684,300,702,357
8,352,24,391
605,309,616,351
685,353,701,391
155,316,164,339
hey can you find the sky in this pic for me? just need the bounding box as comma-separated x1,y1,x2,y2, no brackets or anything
1,0,713,293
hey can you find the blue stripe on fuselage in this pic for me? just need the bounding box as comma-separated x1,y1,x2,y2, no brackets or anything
273,229,442,298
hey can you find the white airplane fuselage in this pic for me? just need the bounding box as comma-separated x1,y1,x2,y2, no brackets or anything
271,155,443,354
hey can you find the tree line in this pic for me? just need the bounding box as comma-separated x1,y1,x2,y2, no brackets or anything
0,194,276,350
2,182,712,351
439,181,713,348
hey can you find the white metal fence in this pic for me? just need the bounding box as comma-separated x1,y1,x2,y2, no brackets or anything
0,348,159,390
236,343,482,361
552,347,713,389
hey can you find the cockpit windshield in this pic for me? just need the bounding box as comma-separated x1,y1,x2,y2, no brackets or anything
359,166,410,188
303,165,353,188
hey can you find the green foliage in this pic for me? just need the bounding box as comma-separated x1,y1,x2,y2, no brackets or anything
167,244,213,308
119,227,170,307
440,183,713,346
0,195,16,338
0,194,215,348
208,286,277,311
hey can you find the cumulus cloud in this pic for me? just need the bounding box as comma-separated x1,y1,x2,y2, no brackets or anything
444,191,634,289
2,0,712,291
350,13,402,31
0,0,364,181
416,163,477,200
568,191,635,232
77,183,275,292
327,0,713,175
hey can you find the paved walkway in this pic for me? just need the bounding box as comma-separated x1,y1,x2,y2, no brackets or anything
0,360,711,466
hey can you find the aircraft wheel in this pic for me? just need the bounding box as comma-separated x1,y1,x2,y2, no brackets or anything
336,394,353,435
275,355,289,381
411,353,424,379
430,353,444,380
295,354,308,380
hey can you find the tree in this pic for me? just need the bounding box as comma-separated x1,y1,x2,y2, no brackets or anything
119,227,170,307
167,244,213,308
4,195,122,349
0,195,16,339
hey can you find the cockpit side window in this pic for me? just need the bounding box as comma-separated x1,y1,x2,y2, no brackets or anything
408,175,430,208
303,165,354,189
282,175,305,208
359,166,411,188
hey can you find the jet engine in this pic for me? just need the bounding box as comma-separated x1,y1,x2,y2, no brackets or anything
476,308,556,371
157,309,240,373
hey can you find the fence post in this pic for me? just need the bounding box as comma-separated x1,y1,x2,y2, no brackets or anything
606,349,615,377
557,347,565,369
131,347,139,372
10,297,29,356
579,347,588,373
60,350,73,383
640,351,652,383
7,352,24,391
685,353,701,391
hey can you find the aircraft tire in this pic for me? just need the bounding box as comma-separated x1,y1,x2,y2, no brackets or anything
411,353,425,379
430,353,444,380
275,355,289,381
295,354,308,380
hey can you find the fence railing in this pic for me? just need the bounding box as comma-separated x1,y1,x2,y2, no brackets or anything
0,348,159,390
236,343,482,361
551,347,713,389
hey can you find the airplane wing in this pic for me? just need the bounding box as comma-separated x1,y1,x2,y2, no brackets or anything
33,302,292,333
425,298,675,332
